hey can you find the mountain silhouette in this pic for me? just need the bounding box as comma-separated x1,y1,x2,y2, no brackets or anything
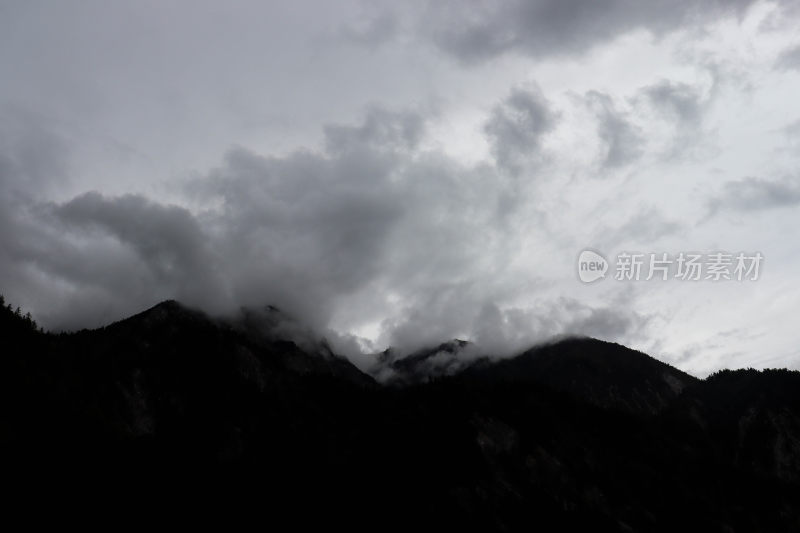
1,298,799,531
460,337,698,415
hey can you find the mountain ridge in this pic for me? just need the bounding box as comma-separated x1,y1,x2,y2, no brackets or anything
2,297,800,531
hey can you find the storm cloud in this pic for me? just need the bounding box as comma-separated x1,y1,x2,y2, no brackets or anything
2,1,800,373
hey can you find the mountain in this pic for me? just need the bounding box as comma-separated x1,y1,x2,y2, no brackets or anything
375,336,696,415
667,368,800,483
1,298,799,531
460,337,698,415
373,338,474,384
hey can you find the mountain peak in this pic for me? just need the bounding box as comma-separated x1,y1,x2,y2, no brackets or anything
371,338,475,384
460,336,698,415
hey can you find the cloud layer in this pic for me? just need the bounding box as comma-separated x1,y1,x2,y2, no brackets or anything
2,1,800,373
0,95,650,359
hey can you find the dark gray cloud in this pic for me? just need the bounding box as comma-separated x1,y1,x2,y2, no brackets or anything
641,79,706,125
0,200,156,330
707,176,800,214
776,44,800,71
0,191,225,330
421,0,760,64
56,192,226,307
484,85,556,174
585,91,645,168
194,145,407,328
324,106,425,154
636,78,713,158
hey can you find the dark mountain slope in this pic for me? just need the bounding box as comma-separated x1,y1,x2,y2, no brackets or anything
460,337,698,415
665,368,800,483
1,300,378,490
1,298,799,531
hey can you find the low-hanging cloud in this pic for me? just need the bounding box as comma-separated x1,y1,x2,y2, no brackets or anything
56,192,227,309
0,99,650,359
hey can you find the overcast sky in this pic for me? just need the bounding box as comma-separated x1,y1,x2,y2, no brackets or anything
2,0,800,374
